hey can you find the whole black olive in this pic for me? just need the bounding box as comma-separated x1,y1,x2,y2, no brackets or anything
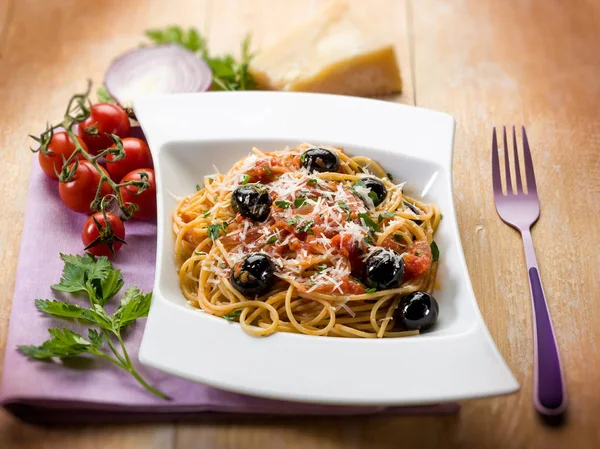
355,177,387,207
403,200,423,225
231,184,272,221
230,253,275,297
395,291,439,331
364,249,405,290
301,148,340,173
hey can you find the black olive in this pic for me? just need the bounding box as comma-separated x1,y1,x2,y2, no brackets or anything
301,148,340,173
364,249,405,290
355,177,387,207
403,200,423,225
230,253,275,297
231,184,272,221
396,291,439,331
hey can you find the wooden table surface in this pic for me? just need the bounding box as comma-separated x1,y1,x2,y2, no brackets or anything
1,0,599,447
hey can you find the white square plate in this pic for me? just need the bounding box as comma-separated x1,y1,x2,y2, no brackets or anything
134,91,518,405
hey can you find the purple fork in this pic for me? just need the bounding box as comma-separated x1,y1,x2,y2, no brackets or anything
492,126,566,416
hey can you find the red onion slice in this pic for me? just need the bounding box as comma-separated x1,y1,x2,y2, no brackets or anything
104,44,212,106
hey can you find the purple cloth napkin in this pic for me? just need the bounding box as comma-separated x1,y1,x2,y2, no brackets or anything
0,149,458,424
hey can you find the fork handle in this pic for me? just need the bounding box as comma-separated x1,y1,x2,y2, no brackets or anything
521,229,567,415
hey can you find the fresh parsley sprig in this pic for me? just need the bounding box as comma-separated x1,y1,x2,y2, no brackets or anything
18,254,167,399
144,26,257,91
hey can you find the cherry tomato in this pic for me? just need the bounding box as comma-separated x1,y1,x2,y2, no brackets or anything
105,137,153,182
76,103,130,154
59,161,111,214
38,132,88,180
82,212,126,257
119,168,157,220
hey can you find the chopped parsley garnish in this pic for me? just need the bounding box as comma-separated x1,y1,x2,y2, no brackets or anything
297,220,314,234
222,310,242,321
430,240,440,262
240,174,250,184
300,152,307,164
365,288,377,293
275,200,290,209
337,201,352,219
317,265,328,273
294,197,307,208
206,222,228,240
393,234,404,243
307,178,318,186
286,217,299,226
266,235,277,244
196,184,201,191
357,165,365,173
377,212,395,223
263,164,272,175
193,250,206,256
440,213,444,220
203,210,211,217
218,263,227,269
368,191,379,203
386,172,394,181
208,177,215,184
358,213,381,233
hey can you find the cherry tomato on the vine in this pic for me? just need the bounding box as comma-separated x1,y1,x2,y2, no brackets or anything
82,212,126,257
76,103,130,154
38,132,88,180
119,168,157,220
59,161,111,214
105,137,153,182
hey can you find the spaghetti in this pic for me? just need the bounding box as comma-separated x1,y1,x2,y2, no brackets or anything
173,144,441,338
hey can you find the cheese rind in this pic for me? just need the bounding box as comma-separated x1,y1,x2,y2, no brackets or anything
249,1,402,97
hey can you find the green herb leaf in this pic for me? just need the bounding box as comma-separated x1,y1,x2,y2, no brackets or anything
358,213,381,233
297,220,314,234
203,209,211,217
377,212,396,223
263,165,272,175
113,286,153,330
87,329,104,350
18,328,92,359
240,174,250,184
207,222,227,240
386,172,394,181
96,85,117,104
223,310,242,321
365,288,377,293
35,299,91,320
275,200,290,209
286,217,298,226
307,178,318,186
196,184,202,191
266,235,277,244
357,166,365,173
430,241,440,262
294,197,307,208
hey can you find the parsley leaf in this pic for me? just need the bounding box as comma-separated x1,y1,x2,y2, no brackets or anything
377,212,396,223
266,235,278,244
297,220,314,234
18,328,93,359
96,85,117,104
357,165,365,173
430,241,440,262
207,222,227,240
307,178,318,186
286,217,298,226
275,200,290,209
365,288,377,293
222,310,242,321
358,213,381,233
294,197,307,208
113,286,153,329
203,209,211,217
196,184,202,191
263,165,272,175
386,172,394,181
240,174,250,184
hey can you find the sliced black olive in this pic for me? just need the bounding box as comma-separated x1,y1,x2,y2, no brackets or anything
403,200,423,225
355,177,387,207
395,291,439,331
230,253,275,297
232,184,272,221
301,148,340,173
364,249,405,290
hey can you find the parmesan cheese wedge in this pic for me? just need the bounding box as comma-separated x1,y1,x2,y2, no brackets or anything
249,0,402,97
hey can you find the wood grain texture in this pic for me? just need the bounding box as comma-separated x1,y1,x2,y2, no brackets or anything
1,0,600,448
